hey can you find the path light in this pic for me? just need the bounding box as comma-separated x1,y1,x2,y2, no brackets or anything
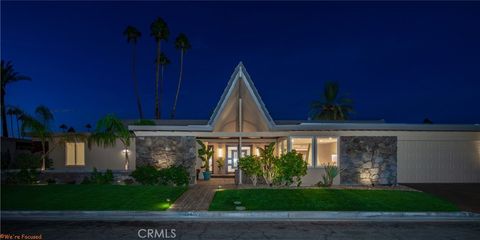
218,185,222,189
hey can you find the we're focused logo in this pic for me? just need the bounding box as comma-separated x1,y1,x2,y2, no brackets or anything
137,229,176,239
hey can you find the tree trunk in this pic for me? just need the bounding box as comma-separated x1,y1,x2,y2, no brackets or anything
132,43,144,119
124,148,129,171
160,65,165,119
16,117,20,139
41,140,46,171
9,114,14,138
1,89,8,137
154,41,162,119
171,49,184,119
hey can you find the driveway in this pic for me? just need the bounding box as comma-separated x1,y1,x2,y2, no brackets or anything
404,183,480,213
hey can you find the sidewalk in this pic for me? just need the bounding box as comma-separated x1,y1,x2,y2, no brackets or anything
3,211,480,222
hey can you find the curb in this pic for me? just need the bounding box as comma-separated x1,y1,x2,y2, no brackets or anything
2,211,480,222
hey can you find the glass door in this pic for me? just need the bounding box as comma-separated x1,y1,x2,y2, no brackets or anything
226,146,251,173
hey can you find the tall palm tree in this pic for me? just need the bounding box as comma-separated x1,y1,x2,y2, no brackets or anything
310,81,353,120
157,53,171,112
1,60,31,137
123,26,144,119
6,106,15,138
150,17,169,119
89,114,133,171
171,33,191,119
9,106,24,138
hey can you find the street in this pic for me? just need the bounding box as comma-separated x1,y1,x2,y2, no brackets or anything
1,220,479,240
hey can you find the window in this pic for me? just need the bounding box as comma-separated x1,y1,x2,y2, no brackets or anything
291,137,313,167
316,137,338,166
66,142,85,166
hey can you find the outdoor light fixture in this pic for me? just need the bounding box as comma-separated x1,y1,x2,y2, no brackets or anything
218,147,223,158
122,149,130,154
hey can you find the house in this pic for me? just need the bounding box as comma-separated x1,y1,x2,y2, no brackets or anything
48,62,480,185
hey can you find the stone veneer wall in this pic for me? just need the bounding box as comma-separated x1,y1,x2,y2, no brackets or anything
339,136,397,185
136,136,197,184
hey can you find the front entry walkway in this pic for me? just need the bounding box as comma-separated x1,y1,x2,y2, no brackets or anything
169,178,236,211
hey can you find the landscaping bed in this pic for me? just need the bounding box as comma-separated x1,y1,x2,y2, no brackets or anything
1,185,187,211
209,188,459,211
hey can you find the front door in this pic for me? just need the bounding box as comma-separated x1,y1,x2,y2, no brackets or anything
226,146,251,173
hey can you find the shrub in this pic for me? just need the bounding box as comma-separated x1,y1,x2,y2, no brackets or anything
14,153,41,170
275,150,307,186
16,168,39,184
158,166,189,186
316,163,340,187
87,168,115,184
239,155,262,186
258,142,278,186
130,165,159,185
123,178,135,185
46,178,56,184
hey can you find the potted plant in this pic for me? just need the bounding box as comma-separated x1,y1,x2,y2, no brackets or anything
197,140,214,180
216,157,224,174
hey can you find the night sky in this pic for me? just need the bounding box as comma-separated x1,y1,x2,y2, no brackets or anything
2,1,480,132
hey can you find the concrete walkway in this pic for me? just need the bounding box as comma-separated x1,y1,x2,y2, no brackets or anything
169,178,236,211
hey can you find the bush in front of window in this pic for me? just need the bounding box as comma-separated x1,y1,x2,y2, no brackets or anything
275,150,307,187
238,155,262,186
316,163,340,187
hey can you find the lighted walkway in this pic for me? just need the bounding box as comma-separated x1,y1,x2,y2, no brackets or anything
168,178,236,211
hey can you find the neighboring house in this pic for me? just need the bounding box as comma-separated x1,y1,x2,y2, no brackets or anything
49,62,480,185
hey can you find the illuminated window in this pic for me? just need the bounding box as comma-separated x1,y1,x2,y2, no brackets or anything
291,137,313,167
316,137,338,166
66,142,85,166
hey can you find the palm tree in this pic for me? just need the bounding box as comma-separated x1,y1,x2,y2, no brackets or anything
89,114,133,171
123,26,144,119
35,105,54,127
1,60,31,137
85,123,92,132
21,105,54,171
6,107,15,138
157,53,171,111
59,124,68,132
150,17,169,119
310,81,353,120
171,33,191,119
9,106,24,138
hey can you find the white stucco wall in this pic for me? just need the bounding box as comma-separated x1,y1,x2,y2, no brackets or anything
49,138,136,171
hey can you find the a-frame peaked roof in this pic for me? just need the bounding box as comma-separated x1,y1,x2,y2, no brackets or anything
208,62,275,130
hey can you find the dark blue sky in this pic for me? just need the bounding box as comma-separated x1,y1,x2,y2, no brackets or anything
2,1,480,131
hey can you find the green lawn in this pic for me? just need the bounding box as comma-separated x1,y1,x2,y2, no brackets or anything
209,188,459,211
1,185,187,211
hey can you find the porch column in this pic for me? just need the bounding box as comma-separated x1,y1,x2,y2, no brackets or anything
238,97,243,184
